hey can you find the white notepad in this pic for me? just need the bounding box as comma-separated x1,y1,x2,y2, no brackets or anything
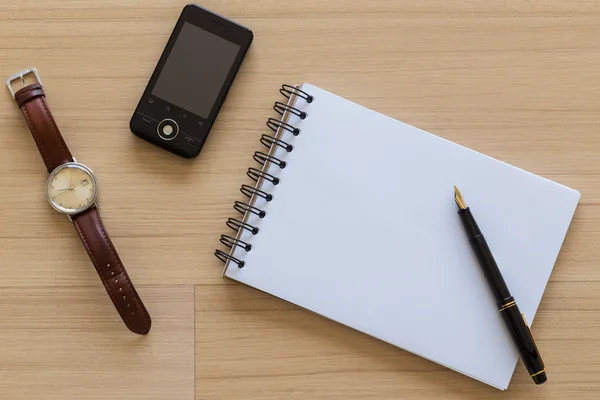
220,83,580,389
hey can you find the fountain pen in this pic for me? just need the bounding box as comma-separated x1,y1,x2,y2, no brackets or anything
453,186,547,384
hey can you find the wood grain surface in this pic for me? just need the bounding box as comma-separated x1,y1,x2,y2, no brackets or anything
0,1,599,399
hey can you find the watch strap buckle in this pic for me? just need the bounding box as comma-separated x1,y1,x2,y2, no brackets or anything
6,68,42,99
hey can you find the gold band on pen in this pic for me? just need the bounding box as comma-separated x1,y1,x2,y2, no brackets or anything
531,369,545,377
498,301,516,312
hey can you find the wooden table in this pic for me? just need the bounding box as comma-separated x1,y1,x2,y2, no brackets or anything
1,1,598,399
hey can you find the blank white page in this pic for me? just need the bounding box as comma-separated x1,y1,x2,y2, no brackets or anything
225,83,580,389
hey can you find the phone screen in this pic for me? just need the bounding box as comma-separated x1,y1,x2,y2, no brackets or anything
151,22,241,118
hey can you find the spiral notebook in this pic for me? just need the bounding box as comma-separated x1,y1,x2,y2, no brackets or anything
215,83,580,389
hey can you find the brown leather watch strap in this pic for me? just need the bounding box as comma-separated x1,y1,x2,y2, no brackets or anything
14,83,73,172
12,78,151,334
73,207,152,335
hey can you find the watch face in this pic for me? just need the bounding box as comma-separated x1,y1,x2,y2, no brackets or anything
45,163,98,215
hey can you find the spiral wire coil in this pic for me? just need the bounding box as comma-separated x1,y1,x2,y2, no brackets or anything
214,85,313,268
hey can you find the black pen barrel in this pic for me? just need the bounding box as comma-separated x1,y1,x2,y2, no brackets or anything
458,207,512,306
457,205,546,384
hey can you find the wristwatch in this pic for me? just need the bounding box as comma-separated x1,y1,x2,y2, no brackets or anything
7,68,151,335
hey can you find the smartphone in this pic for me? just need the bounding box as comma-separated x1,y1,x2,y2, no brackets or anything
130,4,253,158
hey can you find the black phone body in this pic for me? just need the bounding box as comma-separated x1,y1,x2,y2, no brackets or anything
130,4,253,158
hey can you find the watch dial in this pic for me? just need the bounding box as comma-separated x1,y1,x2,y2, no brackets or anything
47,164,97,213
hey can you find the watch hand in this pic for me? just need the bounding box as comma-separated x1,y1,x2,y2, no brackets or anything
52,187,76,202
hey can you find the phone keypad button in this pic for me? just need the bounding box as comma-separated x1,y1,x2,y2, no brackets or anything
178,132,202,147
157,119,179,141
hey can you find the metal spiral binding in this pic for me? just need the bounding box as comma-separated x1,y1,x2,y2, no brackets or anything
274,101,307,120
214,84,314,269
233,200,265,219
215,249,245,268
240,184,273,202
260,134,293,152
267,118,300,136
254,151,287,169
220,235,252,252
226,218,259,235
280,84,314,103
247,167,280,185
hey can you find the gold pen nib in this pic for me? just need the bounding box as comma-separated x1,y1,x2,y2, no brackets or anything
454,186,467,209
